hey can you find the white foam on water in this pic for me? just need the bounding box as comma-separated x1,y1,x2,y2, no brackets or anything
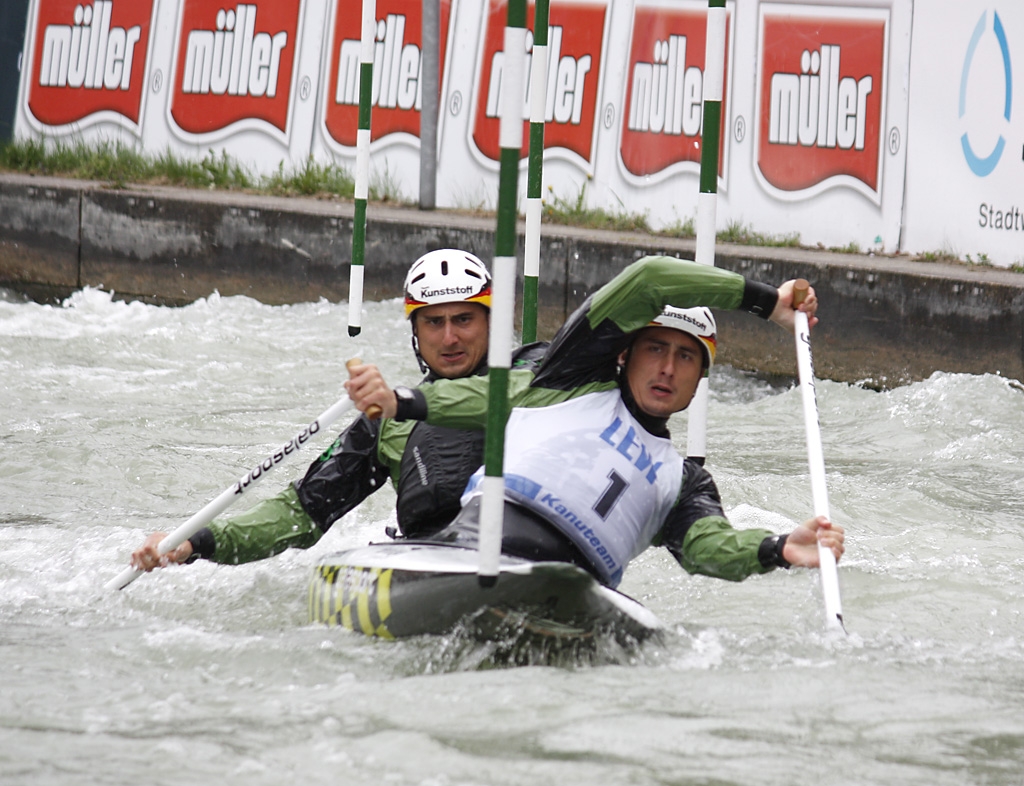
2,291,1023,785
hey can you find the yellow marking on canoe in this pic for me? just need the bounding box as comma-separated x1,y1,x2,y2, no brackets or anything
374,569,394,639
355,568,378,635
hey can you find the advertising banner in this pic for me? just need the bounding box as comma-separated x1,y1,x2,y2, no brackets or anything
16,0,327,172
308,0,458,199
437,0,909,254
139,0,324,175
468,0,610,173
167,0,302,144
19,0,159,139
618,0,732,186
902,2,1023,266
724,0,911,253
754,4,887,204
319,0,455,153
12,0,932,262
439,0,714,221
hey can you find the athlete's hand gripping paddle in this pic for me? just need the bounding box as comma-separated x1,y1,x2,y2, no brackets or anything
792,281,845,631
106,360,375,591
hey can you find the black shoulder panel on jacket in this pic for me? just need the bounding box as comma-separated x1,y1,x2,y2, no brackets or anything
294,415,390,532
530,297,631,391
396,423,486,538
657,458,727,556
511,341,549,370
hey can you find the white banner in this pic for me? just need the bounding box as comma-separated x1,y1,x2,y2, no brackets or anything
20,0,1016,266
902,2,1023,267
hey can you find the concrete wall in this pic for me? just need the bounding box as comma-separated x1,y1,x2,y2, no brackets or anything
2,172,1023,387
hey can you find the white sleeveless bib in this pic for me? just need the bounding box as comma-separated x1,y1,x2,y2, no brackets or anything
463,390,683,586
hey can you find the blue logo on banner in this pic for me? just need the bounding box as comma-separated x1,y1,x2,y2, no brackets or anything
959,10,1013,177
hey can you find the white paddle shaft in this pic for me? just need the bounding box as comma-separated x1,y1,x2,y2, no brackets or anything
793,287,844,631
106,395,356,591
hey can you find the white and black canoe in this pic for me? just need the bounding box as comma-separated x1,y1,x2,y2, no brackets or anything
308,542,662,646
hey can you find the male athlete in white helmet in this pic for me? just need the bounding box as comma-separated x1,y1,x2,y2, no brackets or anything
346,255,844,589
130,249,545,572
402,248,494,376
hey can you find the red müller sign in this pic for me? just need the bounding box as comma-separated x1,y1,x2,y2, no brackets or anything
619,2,731,182
25,0,156,133
322,0,453,150
168,0,303,141
470,0,608,169
755,4,888,201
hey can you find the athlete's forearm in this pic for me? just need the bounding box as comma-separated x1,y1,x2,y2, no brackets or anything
587,256,778,333
671,516,776,581
201,485,323,565
406,369,536,429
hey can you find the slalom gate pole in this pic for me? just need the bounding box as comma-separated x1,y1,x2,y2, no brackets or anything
478,0,527,587
348,0,376,337
419,0,439,209
792,281,845,632
522,0,549,344
686,0,726,466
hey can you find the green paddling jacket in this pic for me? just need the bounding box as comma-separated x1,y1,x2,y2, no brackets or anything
395,255,794,583
186,348,546,565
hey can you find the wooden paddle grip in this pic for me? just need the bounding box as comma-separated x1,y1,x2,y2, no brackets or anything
792,279,810,308
346,358,383,420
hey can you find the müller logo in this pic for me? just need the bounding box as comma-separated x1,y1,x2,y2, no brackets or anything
180,5,288,98
482,25,591,126
755,5,888,203
322,0,453,151
619,2,732,182
169,0,302,141
627,35,702,137
25,0,155,132
38,1,141,90
470,0,608,169
767,45,873,151
335,13,422,111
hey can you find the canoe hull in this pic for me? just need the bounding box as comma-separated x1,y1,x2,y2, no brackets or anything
308,542,661,645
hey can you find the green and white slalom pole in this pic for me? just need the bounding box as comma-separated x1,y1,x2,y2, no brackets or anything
478,0,527,587
348,0,376,337
522,0,549,344
686,0,726,466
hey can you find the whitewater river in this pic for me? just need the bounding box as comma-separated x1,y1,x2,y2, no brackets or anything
2,287,1023,786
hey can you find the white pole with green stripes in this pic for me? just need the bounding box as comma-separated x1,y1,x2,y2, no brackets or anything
522,0,549,344
347,0,376,337
478,0,527,587
686,0,726,466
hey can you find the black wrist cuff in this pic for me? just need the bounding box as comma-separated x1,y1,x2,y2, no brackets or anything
758,533,791,569
393,386,428,422
740,280,779,319
187,528,216,562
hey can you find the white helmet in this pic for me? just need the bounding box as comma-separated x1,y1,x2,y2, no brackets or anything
404,249,492,318
649,305,717,371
